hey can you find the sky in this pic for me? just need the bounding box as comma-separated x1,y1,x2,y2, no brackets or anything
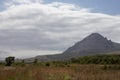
0,0,120,59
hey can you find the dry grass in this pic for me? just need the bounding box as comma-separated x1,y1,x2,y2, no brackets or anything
0,64,120,80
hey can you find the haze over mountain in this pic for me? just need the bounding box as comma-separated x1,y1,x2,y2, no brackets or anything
26,33,120,61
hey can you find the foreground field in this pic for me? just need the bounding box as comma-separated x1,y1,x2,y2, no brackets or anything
0,64,120,80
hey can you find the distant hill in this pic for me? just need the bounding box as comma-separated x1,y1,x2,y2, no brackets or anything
25,33,120,62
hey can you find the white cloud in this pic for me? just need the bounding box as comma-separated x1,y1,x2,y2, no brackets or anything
4,0,43,9
0,1,120,59
12,0,42,4
11,0,42,4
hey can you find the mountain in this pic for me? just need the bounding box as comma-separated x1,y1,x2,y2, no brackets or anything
25,33,120,61
63,33,120,57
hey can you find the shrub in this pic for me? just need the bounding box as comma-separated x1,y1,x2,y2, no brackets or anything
5,56,15,66
33,59,38,64
45,62,50,67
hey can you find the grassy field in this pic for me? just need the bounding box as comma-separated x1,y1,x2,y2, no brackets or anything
0,64,120,80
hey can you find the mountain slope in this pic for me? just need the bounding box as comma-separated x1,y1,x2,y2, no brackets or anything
26,33,120,61
63,33,120,57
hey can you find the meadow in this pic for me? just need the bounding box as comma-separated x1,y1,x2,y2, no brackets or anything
0,63,120,80
1,54,120,80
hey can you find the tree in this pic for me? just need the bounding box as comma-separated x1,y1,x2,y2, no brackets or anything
5,56,15,66
22,60,25,63
33,59,38,64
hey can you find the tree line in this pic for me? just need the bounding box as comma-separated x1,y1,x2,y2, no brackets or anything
3,54,120,66
70,54,120,64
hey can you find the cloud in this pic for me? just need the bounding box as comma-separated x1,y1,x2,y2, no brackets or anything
12,0,43,4
0,0,120,59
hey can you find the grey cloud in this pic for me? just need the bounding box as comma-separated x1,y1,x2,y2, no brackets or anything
0,1,120,58
0,29,65,50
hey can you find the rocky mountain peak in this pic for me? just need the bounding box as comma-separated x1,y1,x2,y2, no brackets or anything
63,33,120,56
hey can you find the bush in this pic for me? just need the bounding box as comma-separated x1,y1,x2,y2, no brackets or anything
45,62,50,67
70,55,120,64
5,56,15,66
12,62,25,67
33,59,38,64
